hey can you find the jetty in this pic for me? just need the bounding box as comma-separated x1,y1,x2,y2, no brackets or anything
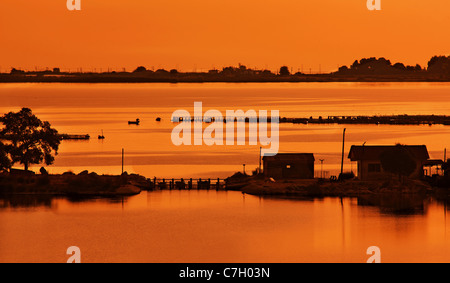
279,115,450,126
170,114,450,126
145,178,226,191
60,134,90,140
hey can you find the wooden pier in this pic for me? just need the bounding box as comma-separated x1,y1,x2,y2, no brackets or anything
60,134,90,140
144,178,227,191
171,114,450,126
280,115,450,126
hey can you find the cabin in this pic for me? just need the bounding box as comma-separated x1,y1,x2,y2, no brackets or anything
263,153,315,180
348,145,430,180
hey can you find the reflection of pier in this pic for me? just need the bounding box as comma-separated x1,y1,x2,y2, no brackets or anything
145,178,226,191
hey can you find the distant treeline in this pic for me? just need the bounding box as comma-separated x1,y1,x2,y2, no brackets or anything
2,55,450,83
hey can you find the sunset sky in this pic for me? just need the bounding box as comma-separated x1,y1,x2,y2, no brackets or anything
0,0,449,73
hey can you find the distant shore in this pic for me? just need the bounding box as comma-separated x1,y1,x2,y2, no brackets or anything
1,73,450,83
3,56,449,83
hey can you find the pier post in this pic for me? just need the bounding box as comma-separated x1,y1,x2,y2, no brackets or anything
180,178,184,190
189,178,193,190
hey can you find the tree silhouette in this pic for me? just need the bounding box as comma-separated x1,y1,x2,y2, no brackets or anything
0,141,11,172
279,66,290,76
379,144,417,181
133,66,147,73
0,108,61,171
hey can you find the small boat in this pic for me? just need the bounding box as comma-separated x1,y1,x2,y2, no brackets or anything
128,118,140,125
98,130,105,140
156,117,161,122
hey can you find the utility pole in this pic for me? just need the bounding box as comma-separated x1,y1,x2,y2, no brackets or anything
340,128,347,178
259,147,262,174
122,148,124,174
243,164,246,175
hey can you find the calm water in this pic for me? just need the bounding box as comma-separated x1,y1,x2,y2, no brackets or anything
0,191,450,263
1,82,450,178
1,82,450,263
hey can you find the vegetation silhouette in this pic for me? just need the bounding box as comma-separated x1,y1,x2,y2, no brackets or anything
379,144,417,182
0,108,61,171
0,141,11,172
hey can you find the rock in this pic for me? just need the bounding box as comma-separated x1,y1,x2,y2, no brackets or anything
116,184,141,195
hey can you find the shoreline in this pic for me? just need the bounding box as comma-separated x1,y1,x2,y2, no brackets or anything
2,171,450,200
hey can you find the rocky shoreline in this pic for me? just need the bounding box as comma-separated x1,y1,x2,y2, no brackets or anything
0,171,148,197
224,173,448,198
2,170,450,200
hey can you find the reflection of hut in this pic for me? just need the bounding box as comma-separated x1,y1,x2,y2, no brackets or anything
348,145,430,180
263,153,315,179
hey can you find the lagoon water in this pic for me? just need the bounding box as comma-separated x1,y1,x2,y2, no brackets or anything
0,191,450,263
1,82,450,178
1,82,450,262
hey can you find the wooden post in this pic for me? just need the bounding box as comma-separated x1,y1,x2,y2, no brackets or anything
121,148,124,174
340,128,346,179
259,147,262,174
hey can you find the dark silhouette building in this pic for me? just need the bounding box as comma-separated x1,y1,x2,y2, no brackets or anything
348,145,430,180
263,153,315,180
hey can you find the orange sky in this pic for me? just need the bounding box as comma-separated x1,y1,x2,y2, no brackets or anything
0,0,449,73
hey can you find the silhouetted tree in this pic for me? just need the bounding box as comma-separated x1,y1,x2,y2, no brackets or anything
133,66,147,73
0,141,11,172
0,108,61,171
379,144,417,181
338,65,349,72
279,66,290,76
428,56,450,74
393,63,406,70
10,68,25,75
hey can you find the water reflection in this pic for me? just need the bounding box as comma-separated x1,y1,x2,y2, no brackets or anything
0,194,131,209
357,194,428,216
0,192,440,216
0,195,54,209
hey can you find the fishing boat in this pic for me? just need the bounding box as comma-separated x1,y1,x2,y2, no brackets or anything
98,130,105,140
128,118,140,125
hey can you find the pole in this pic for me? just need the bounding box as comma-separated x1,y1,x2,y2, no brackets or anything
259,147,262,174
340,128,346,178
122,148,124,174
